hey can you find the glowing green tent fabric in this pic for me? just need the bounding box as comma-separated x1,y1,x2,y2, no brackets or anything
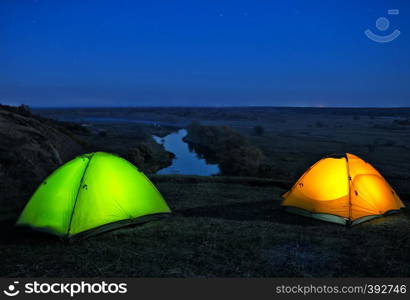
16,152,171,239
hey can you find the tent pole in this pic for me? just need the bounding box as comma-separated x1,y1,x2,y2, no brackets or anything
345,154,352,226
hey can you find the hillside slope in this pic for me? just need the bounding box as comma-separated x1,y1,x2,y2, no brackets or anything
0,105,84,212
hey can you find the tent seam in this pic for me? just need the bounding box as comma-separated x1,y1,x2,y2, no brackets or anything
66,153,95,239
345,154,352,225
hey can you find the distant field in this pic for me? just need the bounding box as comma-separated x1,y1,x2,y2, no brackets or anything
35,107,410,197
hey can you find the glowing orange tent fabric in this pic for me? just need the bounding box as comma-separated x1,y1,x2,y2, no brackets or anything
281,153,404,225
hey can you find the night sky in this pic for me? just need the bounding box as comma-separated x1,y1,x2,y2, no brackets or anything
1,0,409,107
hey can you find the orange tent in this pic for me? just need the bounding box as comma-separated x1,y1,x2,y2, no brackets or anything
281,153,404,225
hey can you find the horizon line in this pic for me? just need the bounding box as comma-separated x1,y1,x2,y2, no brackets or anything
2,103,410,109
28,105,410,109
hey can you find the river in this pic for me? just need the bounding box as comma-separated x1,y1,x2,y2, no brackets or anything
153,129,219,176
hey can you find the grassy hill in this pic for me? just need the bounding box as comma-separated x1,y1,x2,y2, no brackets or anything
1,106,409,277
1,175,409,277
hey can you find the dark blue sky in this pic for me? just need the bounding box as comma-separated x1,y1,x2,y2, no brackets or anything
1,0,409,107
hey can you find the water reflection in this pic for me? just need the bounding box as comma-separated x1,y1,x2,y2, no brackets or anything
153,129,220,176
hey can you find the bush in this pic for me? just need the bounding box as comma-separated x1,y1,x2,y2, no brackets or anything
125,142,175,174
98,130,107,137
315,121,325,128
186,122,247,155
17,104,32,116
393,119,410,126
185,122,268,177
253,125,265,136
219,146,265,177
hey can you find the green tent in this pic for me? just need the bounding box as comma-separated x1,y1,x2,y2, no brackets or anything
16,152,171,240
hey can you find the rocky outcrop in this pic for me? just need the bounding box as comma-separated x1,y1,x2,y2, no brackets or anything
0,105,84,210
